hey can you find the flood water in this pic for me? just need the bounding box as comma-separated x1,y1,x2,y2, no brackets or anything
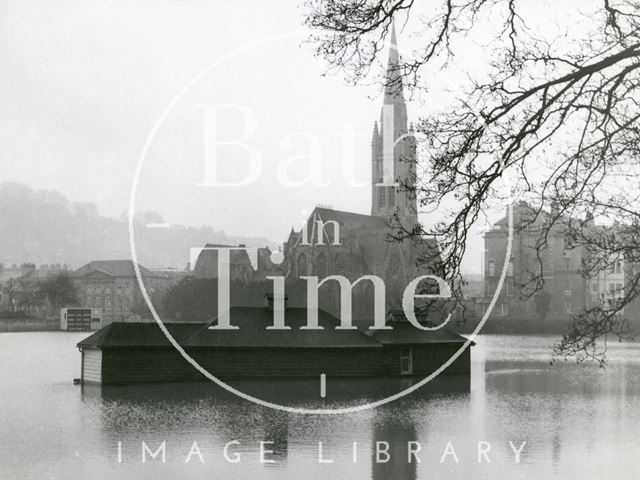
0,332,639,479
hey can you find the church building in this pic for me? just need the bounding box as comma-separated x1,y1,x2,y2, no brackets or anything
280,25,439,323
192,26,441,324
77,27,473,387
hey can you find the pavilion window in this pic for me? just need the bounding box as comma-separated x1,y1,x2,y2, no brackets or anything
400,347,413,375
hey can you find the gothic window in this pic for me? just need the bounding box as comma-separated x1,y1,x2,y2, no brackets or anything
316,253,327,279
400,347,413,375
297,253,308,278
334,254,348,276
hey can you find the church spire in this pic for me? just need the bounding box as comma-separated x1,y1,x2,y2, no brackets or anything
370,22,417,227
384,22,404,104
381,21,407,137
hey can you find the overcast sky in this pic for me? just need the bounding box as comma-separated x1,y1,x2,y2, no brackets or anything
0,0,597,274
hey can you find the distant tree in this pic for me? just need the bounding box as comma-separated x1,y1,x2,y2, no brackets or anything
15,279,44,315
162,277,219,322
40,273,79,310
0,266,42,315
162,277,278,322
134,210,165,225
130,285,167,320
1,279,18,313
71,201,99,217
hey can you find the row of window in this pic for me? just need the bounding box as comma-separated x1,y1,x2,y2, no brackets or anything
485,280,515,296
490,299,574,315
488,262,624,280
84,294,129,310
591,282,624,292
608,262,623,274
487,260,514,277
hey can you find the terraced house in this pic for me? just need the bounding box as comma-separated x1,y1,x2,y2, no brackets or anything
482,202,640,331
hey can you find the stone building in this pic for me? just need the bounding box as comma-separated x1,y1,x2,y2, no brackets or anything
281,206,438,324
191,26,441,324
72,260,172,324
587,254,625,310
280,25,439,323
482,201,589,325
192,244,276,282
480,201,640,335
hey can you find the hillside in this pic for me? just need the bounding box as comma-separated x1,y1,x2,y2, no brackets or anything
0,182,276,269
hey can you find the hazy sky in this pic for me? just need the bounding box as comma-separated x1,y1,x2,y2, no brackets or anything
0,0,596,274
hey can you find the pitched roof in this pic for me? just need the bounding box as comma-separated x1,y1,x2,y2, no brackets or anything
372,322,471,345
313,207,389,230
189,307,383,348
370,309,472,345
77,322,205,348
492,201,580,229
77,309,473,350
78,308,383,349
73,260,158,278
192,244,273,278
312,207,439,249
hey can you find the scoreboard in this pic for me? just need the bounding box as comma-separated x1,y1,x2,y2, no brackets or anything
60,308,102,331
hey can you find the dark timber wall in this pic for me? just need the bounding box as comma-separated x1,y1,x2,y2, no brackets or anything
380,345,471,376
95,344,471,385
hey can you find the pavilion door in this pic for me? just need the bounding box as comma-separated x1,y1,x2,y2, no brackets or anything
400,347,413,376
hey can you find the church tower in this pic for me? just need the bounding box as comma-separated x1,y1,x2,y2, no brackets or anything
370,24,418,227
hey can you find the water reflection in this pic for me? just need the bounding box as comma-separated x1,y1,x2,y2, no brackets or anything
370,412,418,480
2,333,640,480
265,415,289,467
79,375,471,479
